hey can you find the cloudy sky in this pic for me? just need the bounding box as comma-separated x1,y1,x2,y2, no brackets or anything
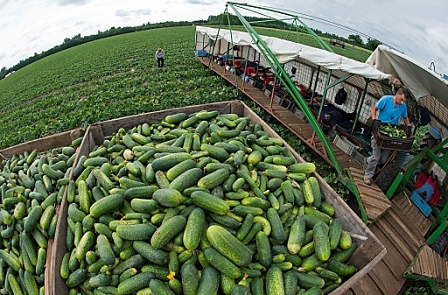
1,0,447,75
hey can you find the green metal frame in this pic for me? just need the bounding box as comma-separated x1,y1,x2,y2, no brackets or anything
386,137,448,244
225,2,343,178
221,2,368,222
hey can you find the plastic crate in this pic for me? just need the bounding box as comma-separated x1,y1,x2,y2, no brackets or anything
195,50,208,57
334,134,355,155
374,123,414,151
410,191,432,217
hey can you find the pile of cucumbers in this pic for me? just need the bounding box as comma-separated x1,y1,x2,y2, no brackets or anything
0,140,82,295
62,109,358,295
378,124,408,139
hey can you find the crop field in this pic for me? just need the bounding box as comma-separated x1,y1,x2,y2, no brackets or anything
0,26,238,149
0,25,372,151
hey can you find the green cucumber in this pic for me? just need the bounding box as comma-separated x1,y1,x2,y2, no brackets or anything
206,225,253,267
150,215,187,249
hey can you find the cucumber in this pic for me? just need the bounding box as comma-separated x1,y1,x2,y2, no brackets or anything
330,242,357,263
181,263,200,295
183,207,206,250
295,271,325,289
150,215,187,249
149,279,176,295
200,144,230,162
304,206,331,225
287,215,306,254
89,193,124,218
198,168,230,190
196,110,219,120
117,272,156,295
300,253,322,272
255,231,272,268
169,167,203,192
75,230,95,261
66,269,88,288
206,225,253,267
308,176,322,207
165,112,188,124
326,259,357,277
0,249,21,272
288,162,316,174
315,266,342,284
151,152,192,171
313,221,331,262
130,198,159,213
24,206,42,233
97,234,116,266
339,230,353,250
166,159,196,181
116,223,157,241
203,247,241,279
328,218,342,251
267,208,286,244
301,179,314,206
133,241,168,265
266,264,285,295
319,201,335,217
284,270,298,295
124,185,158,200
191,191,230,215
153,188,184,207
197,266,220,295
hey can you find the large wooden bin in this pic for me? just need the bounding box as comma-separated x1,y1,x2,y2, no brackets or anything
0,128,85,294
49,100,386,295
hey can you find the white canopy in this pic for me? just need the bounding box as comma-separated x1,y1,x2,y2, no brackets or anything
195,26,391,81
366,45,448,109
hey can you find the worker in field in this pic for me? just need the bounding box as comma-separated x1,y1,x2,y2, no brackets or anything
155,47,165,68
363,86,412,184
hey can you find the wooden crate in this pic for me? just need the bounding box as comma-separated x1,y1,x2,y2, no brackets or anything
48,100,385,295
0,128,84,162
0,127,86,295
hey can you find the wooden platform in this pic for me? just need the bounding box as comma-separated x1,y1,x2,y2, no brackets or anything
407,245,448,280
346,206,426,294
198,57,362,171
392,191,434,237
349,167,392,224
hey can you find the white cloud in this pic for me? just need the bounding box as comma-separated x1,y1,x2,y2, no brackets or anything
0,0,447,75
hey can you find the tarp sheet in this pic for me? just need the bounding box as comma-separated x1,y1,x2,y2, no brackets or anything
366,45,448,109
195,26,390,81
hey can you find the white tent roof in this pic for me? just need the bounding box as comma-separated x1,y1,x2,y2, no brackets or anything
366,45,448,109
196,26,391,81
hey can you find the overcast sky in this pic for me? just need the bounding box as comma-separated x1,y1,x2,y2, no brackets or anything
1,0,447,75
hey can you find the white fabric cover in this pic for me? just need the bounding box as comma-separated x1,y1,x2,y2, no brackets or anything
366,45,448,108
195,26,390,81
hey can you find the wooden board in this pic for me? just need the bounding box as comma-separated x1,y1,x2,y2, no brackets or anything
409,245,448,280
392,192,434,237
350,274,384,295
349,167,392,224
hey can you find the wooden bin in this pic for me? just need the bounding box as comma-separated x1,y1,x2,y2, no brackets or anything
0,127,85,295
48,100,386,295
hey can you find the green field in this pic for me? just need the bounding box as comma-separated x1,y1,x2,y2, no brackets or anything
0,26,237,149
0,25,373,151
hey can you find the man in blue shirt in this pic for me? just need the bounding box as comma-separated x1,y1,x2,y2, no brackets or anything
364,86,411,184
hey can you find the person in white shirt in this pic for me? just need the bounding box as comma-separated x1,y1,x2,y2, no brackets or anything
155,48,165,68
